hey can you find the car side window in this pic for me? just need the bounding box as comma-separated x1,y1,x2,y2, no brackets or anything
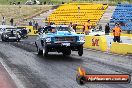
43,26,54,33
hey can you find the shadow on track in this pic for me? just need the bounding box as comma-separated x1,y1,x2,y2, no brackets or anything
36,53,83,63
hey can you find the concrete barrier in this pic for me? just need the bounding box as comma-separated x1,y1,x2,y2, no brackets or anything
83,35,107,51
26,26,38,36
110,42,132,55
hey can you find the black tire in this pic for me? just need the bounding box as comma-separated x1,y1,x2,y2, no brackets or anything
78,46,83,56
43,46,48,57
1,36,4,42
37,46,43,55
35,42,40,55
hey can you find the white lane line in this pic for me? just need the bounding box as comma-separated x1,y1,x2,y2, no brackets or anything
0,58,25,88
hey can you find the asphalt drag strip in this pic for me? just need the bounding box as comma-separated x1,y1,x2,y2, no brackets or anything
0,41,131,88
0,61,17,88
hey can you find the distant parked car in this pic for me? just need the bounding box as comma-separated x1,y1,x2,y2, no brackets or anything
25,0,33,5
35,25,85,56
25,0,40,5
0,25,15,35
1,29,21,42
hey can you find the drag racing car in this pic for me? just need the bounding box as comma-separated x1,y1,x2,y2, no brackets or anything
1,29,21,42
35,25,85,56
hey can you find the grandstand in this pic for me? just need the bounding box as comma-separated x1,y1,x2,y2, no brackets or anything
47,3,108,29
110,4,132,31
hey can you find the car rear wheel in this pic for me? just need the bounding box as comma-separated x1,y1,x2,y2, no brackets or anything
78,46,83,56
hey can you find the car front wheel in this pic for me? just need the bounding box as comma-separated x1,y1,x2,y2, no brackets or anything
35,42,43,55
78,45,83,56
43,46,48,57
38,49,43,55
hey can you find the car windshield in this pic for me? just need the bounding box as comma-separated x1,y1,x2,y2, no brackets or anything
0,28,5,31
6,31,17,34
43,26,71,33
6,28,17,30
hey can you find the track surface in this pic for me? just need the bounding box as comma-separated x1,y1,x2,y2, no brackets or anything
0,36,132,88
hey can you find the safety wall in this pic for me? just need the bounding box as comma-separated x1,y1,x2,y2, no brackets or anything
26,26,38,35
84,35,132,55
110,43,132,55
83,35,107,51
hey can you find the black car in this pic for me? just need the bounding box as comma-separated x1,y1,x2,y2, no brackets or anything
1,30,21,42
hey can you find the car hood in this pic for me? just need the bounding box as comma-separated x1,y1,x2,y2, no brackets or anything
40,31,84,38
56,31,72,35
46,31,76,37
